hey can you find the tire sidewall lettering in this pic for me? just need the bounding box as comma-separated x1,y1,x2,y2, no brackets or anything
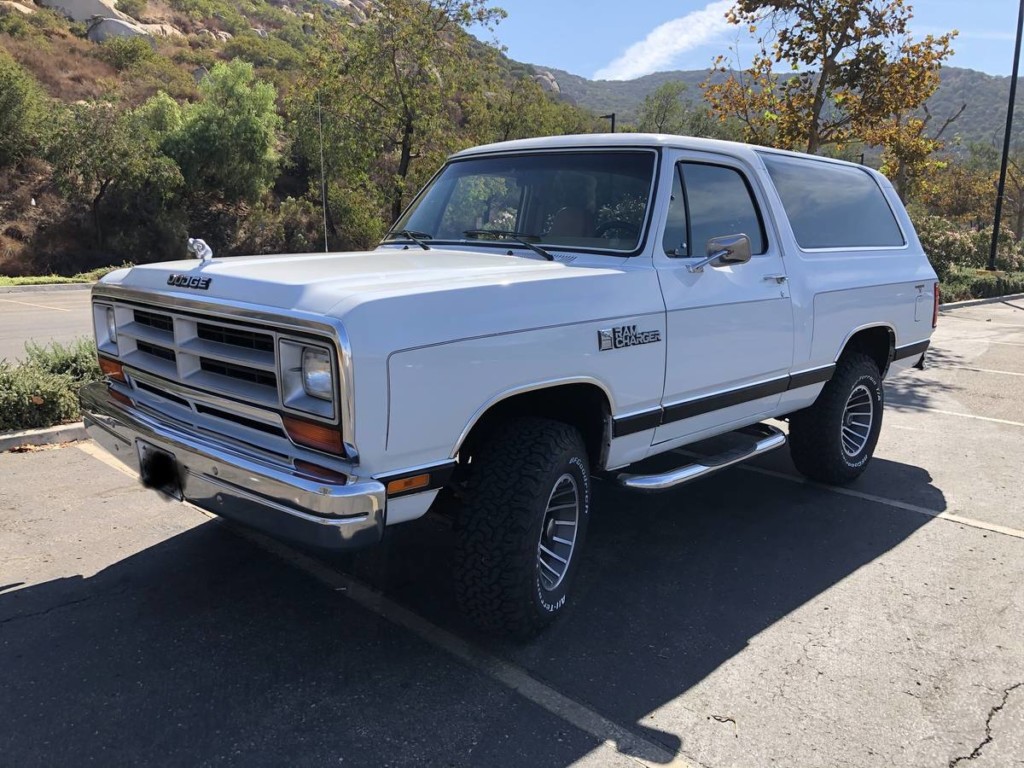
841,373,882,469
536,452,589,614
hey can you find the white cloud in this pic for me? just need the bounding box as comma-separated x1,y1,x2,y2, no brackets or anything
593,0,734,81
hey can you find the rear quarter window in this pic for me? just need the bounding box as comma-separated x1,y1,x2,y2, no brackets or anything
760,154,905,250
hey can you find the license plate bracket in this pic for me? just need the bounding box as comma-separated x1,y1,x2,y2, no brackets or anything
136,440,182,500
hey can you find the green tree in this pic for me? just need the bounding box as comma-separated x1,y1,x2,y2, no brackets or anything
166,60,281,204
474,76,596,143
635,80,733,138
295,0,505,235
703,0,956,154
0,50,49,168
637,82,689,134
48,101,183,248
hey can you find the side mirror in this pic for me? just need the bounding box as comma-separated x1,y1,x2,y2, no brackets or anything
686,233,752,273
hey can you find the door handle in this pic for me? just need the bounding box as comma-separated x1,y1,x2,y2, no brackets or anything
763,274,788,284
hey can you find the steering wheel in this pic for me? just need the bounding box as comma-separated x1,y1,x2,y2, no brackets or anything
594,219,640,239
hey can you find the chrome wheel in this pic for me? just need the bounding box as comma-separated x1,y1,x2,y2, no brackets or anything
537,473,580,592
840,383,874,457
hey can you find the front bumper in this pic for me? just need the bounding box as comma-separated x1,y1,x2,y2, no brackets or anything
79,382,385,551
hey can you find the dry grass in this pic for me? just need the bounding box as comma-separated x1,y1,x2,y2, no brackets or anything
1,35,120,102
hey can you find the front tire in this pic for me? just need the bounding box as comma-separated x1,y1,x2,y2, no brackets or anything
789,352,884,485
453,418,590,638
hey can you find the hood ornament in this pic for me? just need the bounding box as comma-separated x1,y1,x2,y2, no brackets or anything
187,237,213,262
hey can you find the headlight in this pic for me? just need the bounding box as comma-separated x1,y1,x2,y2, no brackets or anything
278,338,336,420
106,307,118,345
301,346,333,400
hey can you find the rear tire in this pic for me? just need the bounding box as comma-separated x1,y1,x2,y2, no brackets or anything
453,418,590,639
789,352,883,485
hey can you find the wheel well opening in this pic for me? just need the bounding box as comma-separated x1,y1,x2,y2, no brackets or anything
841,326,894,375
457,384,611,470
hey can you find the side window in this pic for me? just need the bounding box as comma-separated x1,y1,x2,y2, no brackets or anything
680,163,767,256
760,153,905,249
662,165,689,256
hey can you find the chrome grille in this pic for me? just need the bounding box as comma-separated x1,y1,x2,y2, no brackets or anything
99,299,337,421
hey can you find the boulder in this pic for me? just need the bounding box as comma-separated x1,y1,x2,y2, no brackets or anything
214,29,231,41
37,0,132,23
250,26,267,38
86,16,150,42
533,69,560,94
0,1,36,15
139,22,182,37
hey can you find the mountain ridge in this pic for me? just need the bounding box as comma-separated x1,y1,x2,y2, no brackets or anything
522,63,1023,148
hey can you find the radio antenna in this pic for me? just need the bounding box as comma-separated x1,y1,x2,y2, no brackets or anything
317,91,329,253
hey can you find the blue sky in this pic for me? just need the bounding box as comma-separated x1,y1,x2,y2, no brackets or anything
483,1,1018,80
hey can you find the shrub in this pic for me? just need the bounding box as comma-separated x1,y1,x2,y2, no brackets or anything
0,339,101,431
940,267,1024,303
0,49,50,167
116,0,147,20
95,36,155,71
913,214,1022,279
24,338,101,382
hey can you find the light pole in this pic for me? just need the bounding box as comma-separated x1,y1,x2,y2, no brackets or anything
989,0,1024,271
600,113,616,133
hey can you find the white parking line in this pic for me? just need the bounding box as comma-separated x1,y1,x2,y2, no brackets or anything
887,404,1024,428
228,524,700,768
740,465,1024,541
74,441,699,768
0,297,72,312
973,339,1024,347
945,366,1024,377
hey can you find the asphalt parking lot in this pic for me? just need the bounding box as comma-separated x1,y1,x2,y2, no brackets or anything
0,287,92,362
1,298,1022,768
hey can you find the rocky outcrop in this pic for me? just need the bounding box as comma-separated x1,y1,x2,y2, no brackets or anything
37,0,131,23
0,1,36,15
86,17,150,42
534,69,560,94
139,23,182,37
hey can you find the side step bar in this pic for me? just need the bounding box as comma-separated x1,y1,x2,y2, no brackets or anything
616,424,786,492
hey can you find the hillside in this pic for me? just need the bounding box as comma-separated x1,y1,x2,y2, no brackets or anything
532,64,1023,148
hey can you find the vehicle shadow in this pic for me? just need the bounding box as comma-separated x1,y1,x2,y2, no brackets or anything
336,454,944,762
0,456,944,766
884,346,962,412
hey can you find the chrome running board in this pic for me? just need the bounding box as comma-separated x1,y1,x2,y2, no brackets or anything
616,423,786,492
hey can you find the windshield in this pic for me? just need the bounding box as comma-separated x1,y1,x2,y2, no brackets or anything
389,151,657,255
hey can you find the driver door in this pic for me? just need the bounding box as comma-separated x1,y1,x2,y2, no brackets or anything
654,151,794,446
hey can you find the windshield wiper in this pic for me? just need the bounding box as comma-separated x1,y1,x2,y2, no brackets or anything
463,229,554,261
388,229,432,250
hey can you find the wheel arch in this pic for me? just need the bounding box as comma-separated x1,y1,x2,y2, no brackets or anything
452,379,614,471
834,324,895,377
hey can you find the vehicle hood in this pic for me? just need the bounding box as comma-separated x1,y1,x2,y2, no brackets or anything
102,247,657,350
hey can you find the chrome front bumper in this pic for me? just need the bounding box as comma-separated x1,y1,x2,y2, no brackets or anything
79,382,385,551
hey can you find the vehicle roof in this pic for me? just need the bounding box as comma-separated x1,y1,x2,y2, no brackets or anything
450,133,871,173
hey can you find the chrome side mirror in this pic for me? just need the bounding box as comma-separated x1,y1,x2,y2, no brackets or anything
686,234,752,273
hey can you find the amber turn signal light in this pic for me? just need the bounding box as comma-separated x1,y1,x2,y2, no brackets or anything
98,355,126,382
282,415,344,455
386,474,430,497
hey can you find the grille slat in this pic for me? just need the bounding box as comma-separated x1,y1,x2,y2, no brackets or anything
134,309,174,332
197,323,274,352
200,358,277,388
136,340,177,362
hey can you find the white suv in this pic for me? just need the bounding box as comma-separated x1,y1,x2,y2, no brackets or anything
80,134,938,636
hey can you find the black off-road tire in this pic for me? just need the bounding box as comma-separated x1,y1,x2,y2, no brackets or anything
789,352,884,485
453,418,590,639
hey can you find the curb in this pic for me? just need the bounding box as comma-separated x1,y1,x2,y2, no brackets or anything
0,282,95,294
0,422,88,452
940,292,1024,310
